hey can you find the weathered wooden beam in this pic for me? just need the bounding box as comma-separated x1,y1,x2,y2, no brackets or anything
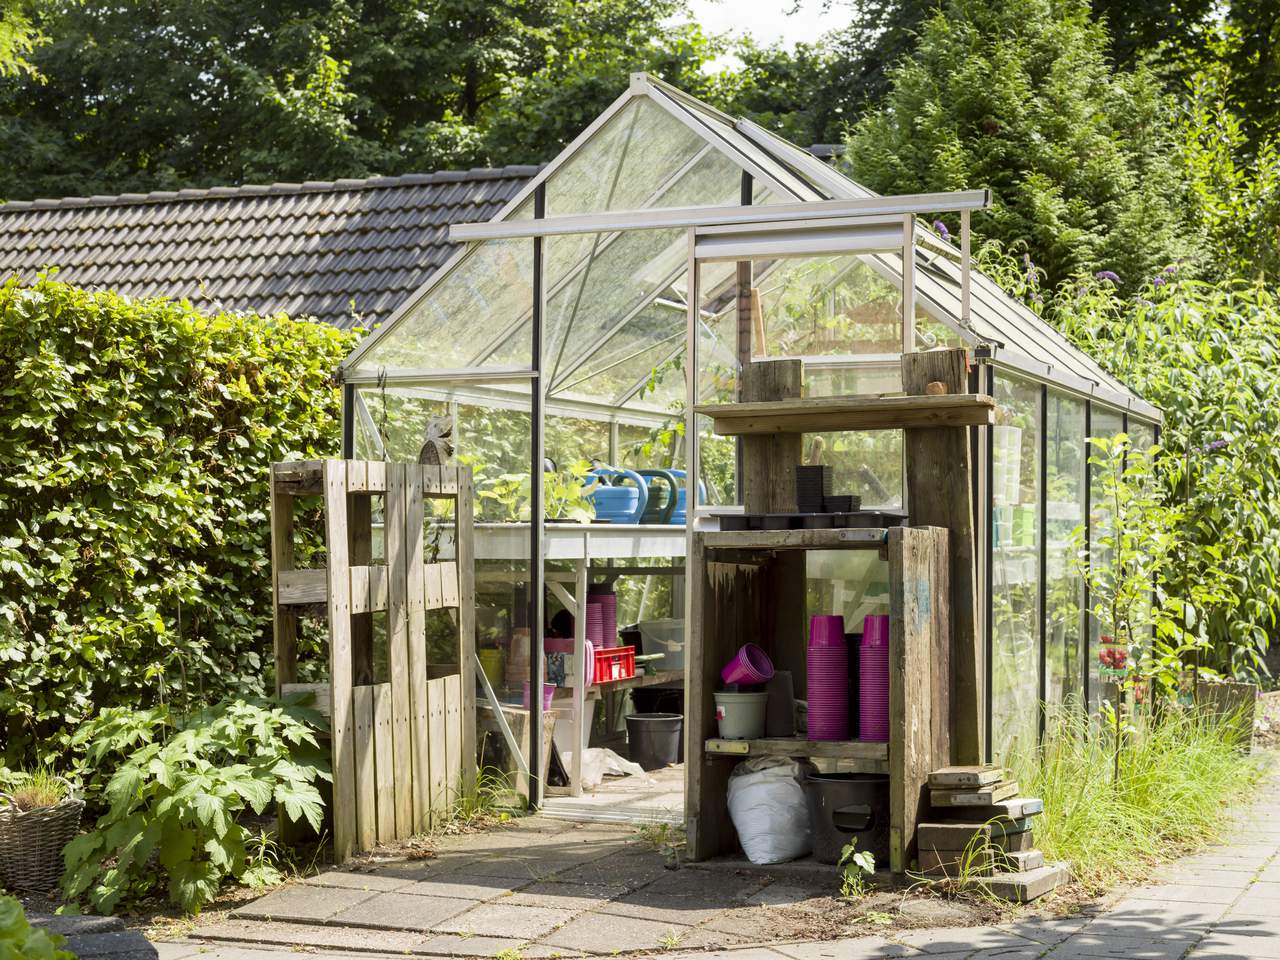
697,393,996,435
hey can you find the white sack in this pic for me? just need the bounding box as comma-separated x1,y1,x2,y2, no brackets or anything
726,757,813,864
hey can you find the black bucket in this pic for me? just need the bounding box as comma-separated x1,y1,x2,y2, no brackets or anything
625,713,683,771
803,772,890,866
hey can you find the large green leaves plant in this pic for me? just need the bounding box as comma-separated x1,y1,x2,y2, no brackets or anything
62,698,328,914
0,277,355,766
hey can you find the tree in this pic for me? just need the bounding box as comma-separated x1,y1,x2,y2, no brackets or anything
844,0,1192,291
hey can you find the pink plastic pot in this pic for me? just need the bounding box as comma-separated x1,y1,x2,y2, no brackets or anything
523,681,556,711
809,614,846,647
721,643,775,685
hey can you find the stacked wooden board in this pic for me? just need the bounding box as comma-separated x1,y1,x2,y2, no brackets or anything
918,765,1068,901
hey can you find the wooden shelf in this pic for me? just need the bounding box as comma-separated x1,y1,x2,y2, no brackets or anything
694,393,996,435
701,527,891,551
704,737,889,765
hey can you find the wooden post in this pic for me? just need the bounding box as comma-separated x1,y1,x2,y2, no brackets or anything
347,462,375,687
270,467,297,694
901,349,982,765
888,525,950,872
323,460,357,862
384,463,414,837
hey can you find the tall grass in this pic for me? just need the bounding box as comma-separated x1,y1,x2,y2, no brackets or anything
1009,704,1268,891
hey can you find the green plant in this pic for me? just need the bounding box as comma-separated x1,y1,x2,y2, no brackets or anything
837,840,875,898
476,459,599,523
62,697,328,914
493,949,524,960
0,894,73,960
1009,703,1267,891
451,766,519,826
657,930,683,950
0,277,356,767
7,768,66,811
864,910,894,926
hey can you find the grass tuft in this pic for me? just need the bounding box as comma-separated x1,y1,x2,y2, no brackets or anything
9,769,67,811
1008,702,1269,892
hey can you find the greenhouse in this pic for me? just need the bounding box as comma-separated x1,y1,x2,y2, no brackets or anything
337,73,1161,815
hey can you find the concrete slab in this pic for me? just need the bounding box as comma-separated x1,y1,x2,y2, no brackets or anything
1125,882,1240,905
891,926,1036,954
232,882,376,922
414,933,528,956
401,873,530,901
1042,933,1199,960
432,902,576,939
303,870,417,892
540,911,694,954
328,892,475,932
189,918,426,953
770,937,915,958
505,879,629,910
1192,932,1280,959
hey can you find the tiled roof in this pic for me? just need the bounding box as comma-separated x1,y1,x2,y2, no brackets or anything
0,167,539,330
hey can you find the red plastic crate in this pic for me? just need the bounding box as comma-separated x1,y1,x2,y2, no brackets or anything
593,645,636,684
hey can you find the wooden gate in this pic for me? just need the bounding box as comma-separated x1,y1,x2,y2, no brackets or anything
270,459,476,862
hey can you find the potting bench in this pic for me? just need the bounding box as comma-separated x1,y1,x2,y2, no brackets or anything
684,352,990,872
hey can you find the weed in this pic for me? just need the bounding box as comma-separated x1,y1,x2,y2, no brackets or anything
864,910,894,926
494,949,523,960
837,841,875,898
658,930,683,950
452,766,521,827
633,822,687,867
1008,702,1269,891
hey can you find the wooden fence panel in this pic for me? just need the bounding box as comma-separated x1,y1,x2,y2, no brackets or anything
352,684,377,852
427,676,448,828
373,682,396,843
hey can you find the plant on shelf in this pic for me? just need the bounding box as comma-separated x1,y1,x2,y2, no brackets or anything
0,767,84,896
476,458,599,523
837,839,875,897
62,696,328,914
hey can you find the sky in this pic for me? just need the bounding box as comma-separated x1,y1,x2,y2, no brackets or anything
682,0,855,48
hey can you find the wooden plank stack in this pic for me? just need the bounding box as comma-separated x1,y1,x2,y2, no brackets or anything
918,765,1068,902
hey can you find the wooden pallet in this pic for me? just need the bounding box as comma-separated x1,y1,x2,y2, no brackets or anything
271,459,476,862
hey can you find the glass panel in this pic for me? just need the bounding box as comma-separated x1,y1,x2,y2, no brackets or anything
991,374,1041,760
1044,391,1086,708
354,238,534,374
1087,408,1124,712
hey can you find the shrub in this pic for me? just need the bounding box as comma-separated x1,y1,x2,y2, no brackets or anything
0,895,73,960
1052,276,1280,678
0,276,356,765
62,697,328,914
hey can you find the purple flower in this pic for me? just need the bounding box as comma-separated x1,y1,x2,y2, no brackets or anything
1154,277,1166,287
1164,264,1178,274
933,219,951,241
1200,439,1229,452
1095,270,1120,284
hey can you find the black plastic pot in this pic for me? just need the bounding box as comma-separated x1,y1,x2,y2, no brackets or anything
625,712,683,771
803,771,890,866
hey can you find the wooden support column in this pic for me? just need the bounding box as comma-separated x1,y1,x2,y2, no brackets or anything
901,349,982,764
740,359,807,694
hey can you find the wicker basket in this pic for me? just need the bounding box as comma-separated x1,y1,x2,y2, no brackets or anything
0,783,84,893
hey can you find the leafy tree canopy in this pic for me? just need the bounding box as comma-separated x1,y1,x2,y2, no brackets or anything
0,0,867,200
844,0,1191,292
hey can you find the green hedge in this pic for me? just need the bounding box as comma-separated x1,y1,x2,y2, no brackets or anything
0,277,356,765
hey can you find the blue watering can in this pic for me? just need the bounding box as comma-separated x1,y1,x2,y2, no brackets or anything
636,469,705,525
586,467,649,524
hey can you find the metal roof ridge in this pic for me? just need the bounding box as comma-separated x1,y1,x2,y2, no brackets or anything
0,165,545,214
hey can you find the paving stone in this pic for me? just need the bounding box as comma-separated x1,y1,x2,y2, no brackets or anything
28,913,126,936
64,930,159,959
369,859,459,882
432,902,575,939
539,911,694,954
153,945,201,960
304,869,416,892
233,882,375,922
190,918,426,953
665,948,790,960
1126,883,1240,905
671,925,752,950
505,879,629,910
770,937,915,958
1163,867,1258,888
1079,914,1210,940
1001,917,1090,945
1192,932,1280,959
550,855,668,889
891,926,1034,954
744,884,830,908
415,933,529,956
455,856,580,881
1042,932,1198,960
598,871,767,926
401,873,529,901
328,892,475,932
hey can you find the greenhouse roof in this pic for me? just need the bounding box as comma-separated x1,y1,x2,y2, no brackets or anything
341,74,1158,424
